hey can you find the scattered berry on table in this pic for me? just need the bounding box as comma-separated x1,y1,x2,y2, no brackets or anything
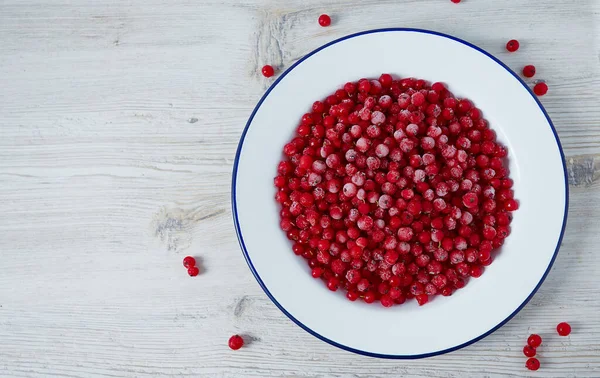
533,82,548,96
557,322,571,336
451,0,461,3
526,357,540,371
228,335,244,350
261,65,275,78
527,334,542,348
318,14,331,27
522,65,536,78
183,256,196,268
506,39,520,52
523,345,536,357
187,266,199,277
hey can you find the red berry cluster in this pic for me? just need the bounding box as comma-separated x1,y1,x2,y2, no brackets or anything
274,74,518,307
183,256,199,276
505,39,548,96
522,323,572,371
524,334,542,370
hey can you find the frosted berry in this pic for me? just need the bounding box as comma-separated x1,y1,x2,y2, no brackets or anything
187,266,199,277
261,65,275,78
523,65,536,78
506,39,520,52
228,335,244,350
534,82,548,96
318,14,331,27
526,358,540,371
183,256,196,268
527,334,542,348
462,192,478,208
557,322,571,336
380,295,394,307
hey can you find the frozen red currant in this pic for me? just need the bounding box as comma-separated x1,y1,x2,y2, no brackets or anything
183,256,196,268
523,65,536,78
451,0,461,3
462,192,478,208
274,74,516,307
318,14,331,27
526,357,540,371
527,334,542,348
557,322,571,336
228,335,244,350
261,65,275,78
364,291,376,303
327,277,340,291
311,267,324,278
506,39,520,52
415,294,429,306
505,199,519,211
534,82,548,96
523,345,536,357
187,266,199,277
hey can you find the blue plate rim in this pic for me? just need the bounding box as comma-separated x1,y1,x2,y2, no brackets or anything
230,28,569,359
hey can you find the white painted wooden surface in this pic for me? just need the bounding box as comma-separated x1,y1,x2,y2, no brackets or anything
1,0,599,376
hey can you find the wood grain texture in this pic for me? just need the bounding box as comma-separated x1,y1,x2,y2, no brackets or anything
1,0,600,376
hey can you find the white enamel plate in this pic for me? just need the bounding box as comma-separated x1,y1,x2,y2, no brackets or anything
232,29,568,358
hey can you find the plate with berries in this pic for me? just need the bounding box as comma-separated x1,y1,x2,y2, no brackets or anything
232,28,568,358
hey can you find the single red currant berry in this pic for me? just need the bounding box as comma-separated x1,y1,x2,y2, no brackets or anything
470,265,483,278
415,294,428,306
505,199,519,211
379,73,393,87
318,14,331,27
183,256,196,268
346,290,359,301
527,334,542,348
534,82,548,96
364,291,376,304
451,0,461,3
261,65,274,78
327,277,340,291
187,266,199,277
526,357,540,371
557,322,571,336
380,295,394,307
523,345,536,357
506,39,520,52
311,267,324,278
462,192,478,208
523,65,536,78
228,335,244,350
